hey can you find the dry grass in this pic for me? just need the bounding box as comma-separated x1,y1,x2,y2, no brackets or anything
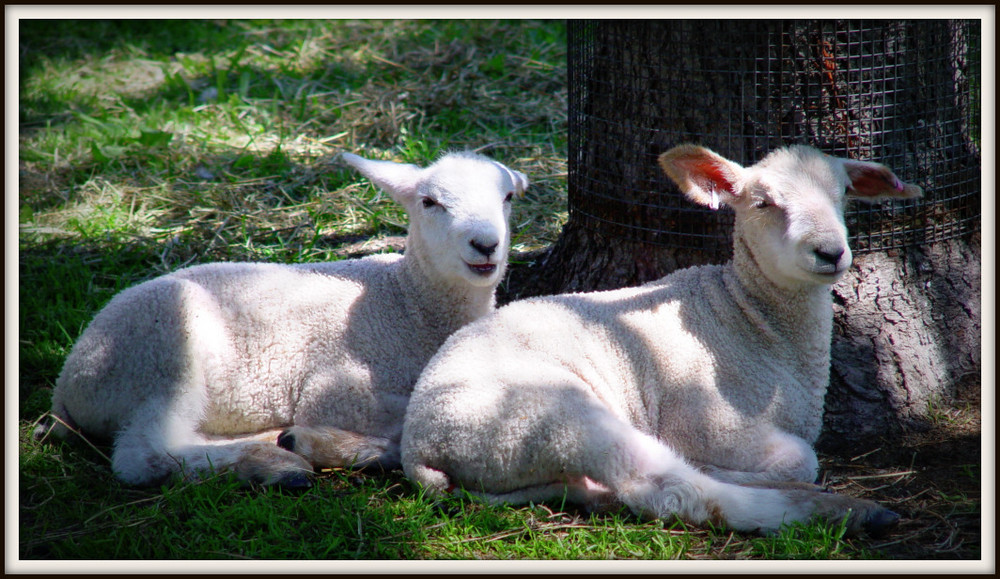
19,20,568,271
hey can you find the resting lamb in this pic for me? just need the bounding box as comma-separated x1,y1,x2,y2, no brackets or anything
399,144,921,536
34,150,528,488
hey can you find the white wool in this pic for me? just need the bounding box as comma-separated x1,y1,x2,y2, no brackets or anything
36,150,528,487
400,144,921,535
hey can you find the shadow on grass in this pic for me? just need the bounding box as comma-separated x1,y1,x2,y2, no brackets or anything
18,240,164,417
22,427,633,560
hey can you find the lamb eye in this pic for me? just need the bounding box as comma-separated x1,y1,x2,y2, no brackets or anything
752,198,771,209
504,191,514,203
421,197,438,209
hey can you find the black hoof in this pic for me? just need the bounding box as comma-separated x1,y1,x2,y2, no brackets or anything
865,509,901,538
276,471,313,491
276,430,295,451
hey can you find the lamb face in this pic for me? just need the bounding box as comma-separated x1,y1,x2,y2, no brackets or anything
412,154,524,288
659,144,922,291
343,152,527,289
736,147,854,288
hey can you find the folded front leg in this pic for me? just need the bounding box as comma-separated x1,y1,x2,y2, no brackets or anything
277,425,400,470
113,416,314,489
693,429,820,485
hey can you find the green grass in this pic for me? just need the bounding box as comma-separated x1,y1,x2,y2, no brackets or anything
17,19,886,563
20,436,874,561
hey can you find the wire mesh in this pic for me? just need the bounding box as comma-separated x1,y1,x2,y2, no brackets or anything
567,20,981,257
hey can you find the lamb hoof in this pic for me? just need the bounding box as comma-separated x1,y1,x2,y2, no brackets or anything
32,420,52,441
276,471,313,491
864,508,900,538
277,430,296,452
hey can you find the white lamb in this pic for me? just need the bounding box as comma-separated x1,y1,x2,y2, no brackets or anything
398,144,922,536
34,150,528,488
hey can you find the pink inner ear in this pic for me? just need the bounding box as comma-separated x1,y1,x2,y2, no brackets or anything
680,157,734,194
702,163,735,194
848,172,892,198
844,161,909,198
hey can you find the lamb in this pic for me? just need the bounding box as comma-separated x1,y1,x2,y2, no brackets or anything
34,150,528,488
399,144,922,536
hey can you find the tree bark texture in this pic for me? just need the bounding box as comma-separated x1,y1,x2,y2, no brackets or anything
508,20,981,450
819,233,982,453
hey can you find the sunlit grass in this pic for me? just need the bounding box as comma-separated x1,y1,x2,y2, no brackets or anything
19,19,568,257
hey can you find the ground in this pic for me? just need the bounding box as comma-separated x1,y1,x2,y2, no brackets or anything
821,378,982,559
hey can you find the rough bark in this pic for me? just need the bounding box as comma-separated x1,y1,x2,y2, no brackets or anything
819,232,982,453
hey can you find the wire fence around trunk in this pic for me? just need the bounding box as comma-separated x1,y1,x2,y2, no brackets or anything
568,20,981,259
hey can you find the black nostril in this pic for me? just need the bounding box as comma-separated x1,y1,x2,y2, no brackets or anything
815,247,845,266
470,239,498,257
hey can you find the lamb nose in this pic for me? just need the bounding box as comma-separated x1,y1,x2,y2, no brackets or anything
814,247,845,266
470,239,498,257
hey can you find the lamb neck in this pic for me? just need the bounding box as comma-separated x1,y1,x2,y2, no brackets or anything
723,233,836,369
397,248,497,342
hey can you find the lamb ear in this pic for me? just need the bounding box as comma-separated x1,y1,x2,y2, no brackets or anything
341,152,424,205
658,144,744,210
840,158,924,202
494,162,529,198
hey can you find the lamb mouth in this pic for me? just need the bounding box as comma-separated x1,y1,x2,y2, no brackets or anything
809,266,847,282
467,262,497,276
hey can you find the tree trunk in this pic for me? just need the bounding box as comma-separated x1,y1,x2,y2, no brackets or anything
819,233,982,453
506,20,981,450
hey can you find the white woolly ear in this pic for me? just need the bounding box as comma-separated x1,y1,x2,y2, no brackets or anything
659,144,745,210
505,166,530,198
839,158,924,202
341,152,425,206
492,161,529,198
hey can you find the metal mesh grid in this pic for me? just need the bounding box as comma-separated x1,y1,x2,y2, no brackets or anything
568,20,981,257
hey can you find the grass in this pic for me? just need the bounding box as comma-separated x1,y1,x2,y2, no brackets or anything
20,437,873,561
15,19,981,566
